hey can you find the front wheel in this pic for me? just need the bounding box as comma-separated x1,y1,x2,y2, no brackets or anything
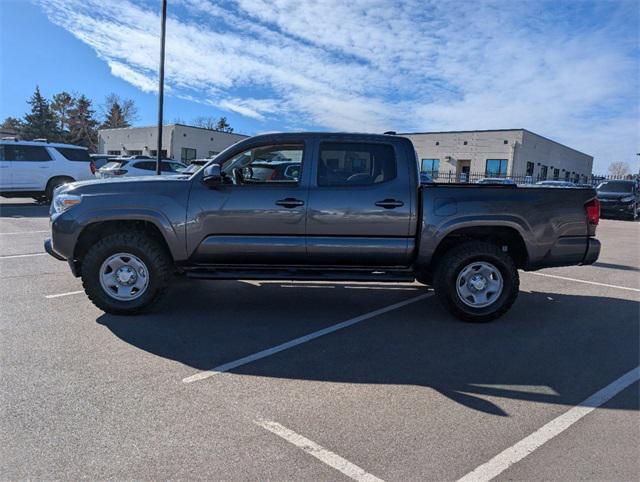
81,232,172,315
433,241,519,322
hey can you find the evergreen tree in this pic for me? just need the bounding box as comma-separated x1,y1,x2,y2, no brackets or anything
68,95,98,151
102,101,128,129
51,91,75,136
215,116,233,133
22,86,60,140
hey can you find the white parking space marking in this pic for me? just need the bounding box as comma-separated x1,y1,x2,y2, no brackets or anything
458,366,640,482
0,252,48,259
45,290,84,299
0,230,49,235
256,419,384,482
183,293,432,383
525,271,640,292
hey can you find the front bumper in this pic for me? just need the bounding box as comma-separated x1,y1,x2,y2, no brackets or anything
44,238,66,261
599,200,635,216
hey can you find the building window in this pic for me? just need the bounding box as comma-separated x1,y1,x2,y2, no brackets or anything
485,159,508,177
107,150,121,155
150,150,167,158
181,147,197,163
127,150,143,156
539,165,548,179
435,141,439,146
553,168,560,180
504,140,509,144
421,159,440,178
564,171,570,181
208,151,219,158
463,141,468,145
526,162,534,176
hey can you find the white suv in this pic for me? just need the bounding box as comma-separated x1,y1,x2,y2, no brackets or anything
0,139,96,201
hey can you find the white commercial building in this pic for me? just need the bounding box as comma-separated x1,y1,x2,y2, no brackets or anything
98,124,248,163
402,129,593,183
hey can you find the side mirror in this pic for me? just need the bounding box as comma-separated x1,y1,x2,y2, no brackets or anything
202,163,222,186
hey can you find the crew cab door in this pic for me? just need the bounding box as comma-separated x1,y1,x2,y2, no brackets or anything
186,141,310,264
306,140,415,266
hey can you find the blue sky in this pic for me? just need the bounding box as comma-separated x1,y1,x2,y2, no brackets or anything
1,0,638,172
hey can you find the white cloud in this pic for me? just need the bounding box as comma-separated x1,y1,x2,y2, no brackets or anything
37,0,639,171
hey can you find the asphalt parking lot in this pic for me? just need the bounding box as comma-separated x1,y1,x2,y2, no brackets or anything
1,198,638,480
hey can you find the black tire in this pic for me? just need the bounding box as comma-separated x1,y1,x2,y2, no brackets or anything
45,176,75,202
433,241,519,323
81,231,172,315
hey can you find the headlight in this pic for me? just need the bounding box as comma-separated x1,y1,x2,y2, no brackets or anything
620,196,635,203
53,194,81,214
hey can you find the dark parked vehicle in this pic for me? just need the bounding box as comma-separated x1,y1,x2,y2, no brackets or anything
596,180,639,220
45,133,601,322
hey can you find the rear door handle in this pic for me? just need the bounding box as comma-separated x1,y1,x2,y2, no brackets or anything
275,198,305,208
375,199,404,209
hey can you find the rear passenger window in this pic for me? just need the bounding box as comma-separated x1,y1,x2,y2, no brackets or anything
133,161,155,171
4,145,52,162
318,142,396,186
56,147,91,161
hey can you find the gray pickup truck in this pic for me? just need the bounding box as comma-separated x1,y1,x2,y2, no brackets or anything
45,133,601,322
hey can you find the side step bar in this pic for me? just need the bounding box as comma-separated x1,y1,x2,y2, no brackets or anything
184,267,415,282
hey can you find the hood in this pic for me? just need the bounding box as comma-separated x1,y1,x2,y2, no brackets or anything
596,191,633,200
57,174,190,196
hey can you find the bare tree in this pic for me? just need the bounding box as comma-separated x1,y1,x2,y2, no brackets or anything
608,161,630,178
101,93,139,128
192,116,234,132
192,116,217,130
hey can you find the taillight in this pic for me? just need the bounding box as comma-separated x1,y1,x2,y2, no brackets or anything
585,198,600,226
90,161,96,175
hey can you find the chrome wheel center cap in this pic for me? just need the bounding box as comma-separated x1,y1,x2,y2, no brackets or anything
115,266,137,285
469,274,487,291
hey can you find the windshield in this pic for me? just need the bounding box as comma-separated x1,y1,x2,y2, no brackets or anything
597,181,634,193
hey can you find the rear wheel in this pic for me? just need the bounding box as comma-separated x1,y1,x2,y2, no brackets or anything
45,176,75,202
81,231,172,315
433,241,519,322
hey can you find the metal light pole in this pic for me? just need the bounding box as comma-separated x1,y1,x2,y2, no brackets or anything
156,0,168,175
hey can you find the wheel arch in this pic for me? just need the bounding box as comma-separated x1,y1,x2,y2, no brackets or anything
423,225,529,277
72,219,175,275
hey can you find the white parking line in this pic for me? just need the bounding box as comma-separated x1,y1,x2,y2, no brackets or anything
0,252,48,259
526,271,640,292
255,419,384,482
0,230,49,235
183,292,432,383
458,366,640,482
45,290,84,299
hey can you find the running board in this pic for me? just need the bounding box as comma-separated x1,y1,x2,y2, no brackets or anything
184,267,415,282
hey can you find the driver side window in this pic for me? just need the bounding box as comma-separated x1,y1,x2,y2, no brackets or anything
222,144,304,185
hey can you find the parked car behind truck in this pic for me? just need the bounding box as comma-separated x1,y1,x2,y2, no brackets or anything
596,180,639,220
0,139,96,201
46,133,601,322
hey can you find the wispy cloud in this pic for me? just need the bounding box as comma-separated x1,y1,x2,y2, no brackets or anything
37,0,639,169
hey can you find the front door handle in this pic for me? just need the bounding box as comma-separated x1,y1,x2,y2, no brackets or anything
375,198,404,209
275,198,305,208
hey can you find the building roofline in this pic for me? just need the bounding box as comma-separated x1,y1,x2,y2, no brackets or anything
399,128,525,135
98,123,249,137
399,128,592,158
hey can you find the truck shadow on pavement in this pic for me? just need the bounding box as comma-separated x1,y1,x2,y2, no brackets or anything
97,280,639,416
0,202,49,218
